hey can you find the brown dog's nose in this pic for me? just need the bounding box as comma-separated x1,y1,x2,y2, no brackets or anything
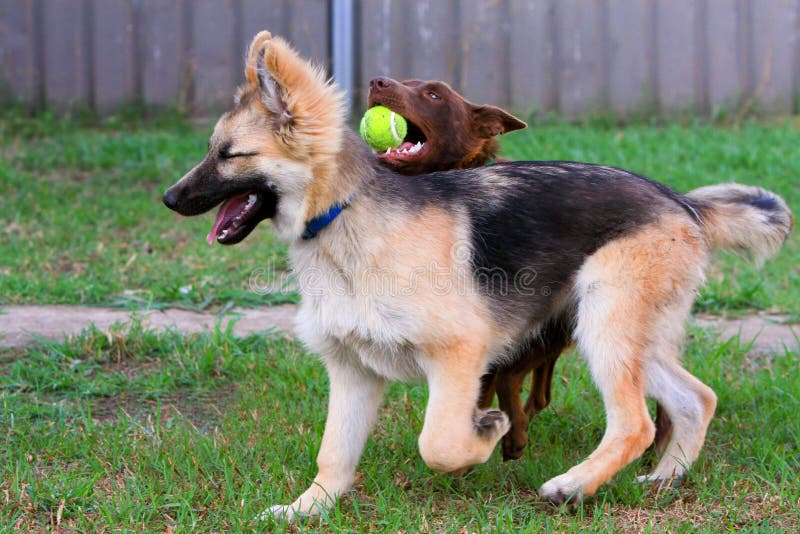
162,187,179,210
369,76,393,93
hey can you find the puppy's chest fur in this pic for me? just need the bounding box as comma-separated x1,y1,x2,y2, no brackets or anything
291,241,428,380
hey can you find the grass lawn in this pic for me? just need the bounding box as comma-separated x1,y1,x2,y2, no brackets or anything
1,325,797,531
0,111,798,314
1,111,799,531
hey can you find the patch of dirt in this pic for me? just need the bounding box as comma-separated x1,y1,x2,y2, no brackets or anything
611,492,798,532
90,383,239,429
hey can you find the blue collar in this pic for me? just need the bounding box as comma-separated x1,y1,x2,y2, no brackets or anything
301,196,353,240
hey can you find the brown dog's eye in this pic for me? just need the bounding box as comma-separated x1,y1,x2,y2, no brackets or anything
428,91,440,100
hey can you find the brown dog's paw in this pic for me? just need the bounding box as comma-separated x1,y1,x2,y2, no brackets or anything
473,409,510,440
501,433,527,461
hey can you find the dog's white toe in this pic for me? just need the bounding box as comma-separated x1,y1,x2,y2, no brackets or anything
635,473,682,488
539,472,584,505
256,504,303,522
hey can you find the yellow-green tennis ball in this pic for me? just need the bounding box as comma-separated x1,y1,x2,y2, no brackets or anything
359,105,407,152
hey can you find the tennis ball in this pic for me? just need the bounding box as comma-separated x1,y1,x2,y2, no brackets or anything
359,105,407,152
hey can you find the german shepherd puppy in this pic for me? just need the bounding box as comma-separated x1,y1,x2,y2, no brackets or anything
163,31,792,519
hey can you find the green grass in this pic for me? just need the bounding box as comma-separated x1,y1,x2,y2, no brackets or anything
1,326,797,531
0,111,291,311
1,111,798,313
1,111,798,530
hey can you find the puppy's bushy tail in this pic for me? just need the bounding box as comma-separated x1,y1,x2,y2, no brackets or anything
686,184,793,266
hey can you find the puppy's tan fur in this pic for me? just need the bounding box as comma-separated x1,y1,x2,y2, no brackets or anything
164,30,793,520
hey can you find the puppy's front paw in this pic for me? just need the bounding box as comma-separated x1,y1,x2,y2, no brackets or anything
257,485,335,522
539,472,584,505
473,409,510,440
256,504,304,523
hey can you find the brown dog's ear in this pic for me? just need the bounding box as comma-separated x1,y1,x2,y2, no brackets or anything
470,105,527,138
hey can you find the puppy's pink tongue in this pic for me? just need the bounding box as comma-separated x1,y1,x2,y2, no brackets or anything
207,193,250,244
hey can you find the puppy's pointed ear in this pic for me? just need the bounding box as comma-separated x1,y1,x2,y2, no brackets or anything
470,105,527,138
244,30,272,85
244,30,293,129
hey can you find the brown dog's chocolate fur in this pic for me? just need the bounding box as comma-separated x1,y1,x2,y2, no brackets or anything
368,76,562,460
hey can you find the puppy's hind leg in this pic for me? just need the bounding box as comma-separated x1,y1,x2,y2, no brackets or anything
638,237,716,483
640,358,716,483
539,254,656,504
264,353,386,521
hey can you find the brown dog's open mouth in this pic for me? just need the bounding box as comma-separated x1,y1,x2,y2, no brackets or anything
368,103,429,162
207,188,278,245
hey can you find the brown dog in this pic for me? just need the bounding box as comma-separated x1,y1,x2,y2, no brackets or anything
367,76,569,460
367,76,524,174
367,77,674,460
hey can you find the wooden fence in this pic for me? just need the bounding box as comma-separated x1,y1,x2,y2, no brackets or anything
2,0,799,117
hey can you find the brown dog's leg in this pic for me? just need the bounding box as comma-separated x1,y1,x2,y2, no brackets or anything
524,358,556,416
496,366,532,461
523,323,569,417
651,402,673,455
477,372,497,410
497,328,571,460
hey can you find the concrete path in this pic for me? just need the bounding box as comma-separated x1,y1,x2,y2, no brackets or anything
0,305,296,348
693,313,799,354
1,304,798,354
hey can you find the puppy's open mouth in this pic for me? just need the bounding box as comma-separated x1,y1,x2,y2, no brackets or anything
368,104,429,162
207,188,278,245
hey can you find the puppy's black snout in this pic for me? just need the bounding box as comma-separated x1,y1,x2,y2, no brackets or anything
162,187,179,210
369,76,393,92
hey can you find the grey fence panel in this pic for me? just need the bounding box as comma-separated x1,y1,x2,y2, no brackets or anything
91,0,136,113
193,0,236,113
140,0,187,108
2,0,800,117
509,0,555,114
707,0,742,112
752,0,796,114
287,0,328,66
556,0,604,117
407,0,461,85
656,0,698,113
458,0,510,107
359,0,411,96
0,0,39,106
44,0,91,109
607,0,652,115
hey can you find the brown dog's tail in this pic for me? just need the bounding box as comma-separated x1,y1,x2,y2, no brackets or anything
686,183,793,266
